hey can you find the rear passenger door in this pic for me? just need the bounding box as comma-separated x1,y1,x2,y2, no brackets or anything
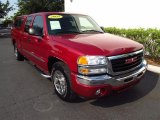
12,18,24,50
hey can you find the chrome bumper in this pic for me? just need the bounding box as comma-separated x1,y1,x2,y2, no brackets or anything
77,60,147,86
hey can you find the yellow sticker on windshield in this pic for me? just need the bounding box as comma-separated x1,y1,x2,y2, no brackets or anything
48,15,63,19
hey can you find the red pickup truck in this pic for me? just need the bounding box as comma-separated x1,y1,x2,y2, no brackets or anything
11,12,147,101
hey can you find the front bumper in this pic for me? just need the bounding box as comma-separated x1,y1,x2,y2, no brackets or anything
72,60,147,98
77,60,147,86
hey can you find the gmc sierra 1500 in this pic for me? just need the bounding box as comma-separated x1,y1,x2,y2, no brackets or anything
11,12,147,101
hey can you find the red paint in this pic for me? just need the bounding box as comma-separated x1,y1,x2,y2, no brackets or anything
11,12,144,99
71,73,141,98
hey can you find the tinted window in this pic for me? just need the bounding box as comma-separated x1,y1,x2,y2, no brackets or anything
24,16,32,33
46,14,79,35
46,14,103,35
14,18,23,28
32,16,44,36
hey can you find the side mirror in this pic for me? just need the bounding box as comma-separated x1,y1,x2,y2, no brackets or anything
29,28,44,38
28,28,35,35
100,27,105,32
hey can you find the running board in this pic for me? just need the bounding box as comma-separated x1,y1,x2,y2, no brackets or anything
41,74,51,78
34,65,51,78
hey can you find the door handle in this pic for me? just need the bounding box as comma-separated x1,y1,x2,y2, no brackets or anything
34,37,42,42
27,38,31,42
37,38,42,42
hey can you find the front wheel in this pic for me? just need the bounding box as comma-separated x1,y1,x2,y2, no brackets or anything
14,44,24,61
51,62,77,102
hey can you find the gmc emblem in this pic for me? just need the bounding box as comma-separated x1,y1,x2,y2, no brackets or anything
125,57,137,64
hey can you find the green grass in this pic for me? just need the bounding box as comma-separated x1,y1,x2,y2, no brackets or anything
104,27,160,61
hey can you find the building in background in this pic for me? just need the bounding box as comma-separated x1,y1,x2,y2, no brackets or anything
65,0,160,28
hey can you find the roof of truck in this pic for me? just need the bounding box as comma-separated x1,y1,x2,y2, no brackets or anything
17,12,87,18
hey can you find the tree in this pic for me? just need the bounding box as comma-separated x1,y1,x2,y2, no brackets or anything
0,0,13,18
15,0,64,16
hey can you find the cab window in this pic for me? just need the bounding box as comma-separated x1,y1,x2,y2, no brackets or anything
14,18,23,28
32,15,44,36
24,16,33,33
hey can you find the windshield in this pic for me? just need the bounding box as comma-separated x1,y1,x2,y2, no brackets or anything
46,14,104,35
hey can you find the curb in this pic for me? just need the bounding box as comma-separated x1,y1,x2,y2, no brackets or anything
147,64,160,74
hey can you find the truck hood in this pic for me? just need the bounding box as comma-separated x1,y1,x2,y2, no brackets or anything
51,33,143,56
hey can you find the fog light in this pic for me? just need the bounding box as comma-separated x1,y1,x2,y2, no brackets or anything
95,89,101,95
79,68,89,75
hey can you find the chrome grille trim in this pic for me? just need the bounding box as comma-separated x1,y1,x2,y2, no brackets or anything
108,49,143,60
107,49,144,76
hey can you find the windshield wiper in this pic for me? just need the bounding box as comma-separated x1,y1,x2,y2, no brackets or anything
82,30,104,33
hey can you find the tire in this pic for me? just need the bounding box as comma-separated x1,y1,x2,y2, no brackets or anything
14,44,24,61
51,62,77,102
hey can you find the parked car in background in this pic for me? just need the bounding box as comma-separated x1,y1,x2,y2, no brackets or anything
11,12,147,101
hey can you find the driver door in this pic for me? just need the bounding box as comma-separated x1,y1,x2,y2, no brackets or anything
29,15,47,70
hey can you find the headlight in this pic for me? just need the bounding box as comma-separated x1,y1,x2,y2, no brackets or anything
78,56,107,66
77,56,108,75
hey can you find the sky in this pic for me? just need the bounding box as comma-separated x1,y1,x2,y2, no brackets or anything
1,0,18,17
2,0,160,28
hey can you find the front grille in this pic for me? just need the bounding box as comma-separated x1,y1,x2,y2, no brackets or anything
110,50,143,73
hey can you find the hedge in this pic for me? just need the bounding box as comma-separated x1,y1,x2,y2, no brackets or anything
104,27,160,61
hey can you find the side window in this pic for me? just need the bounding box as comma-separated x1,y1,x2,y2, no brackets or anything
24,16,32,33
32,16,44,36
14,18,23,28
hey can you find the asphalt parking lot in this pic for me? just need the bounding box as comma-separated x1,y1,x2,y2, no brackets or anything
0,35,160,120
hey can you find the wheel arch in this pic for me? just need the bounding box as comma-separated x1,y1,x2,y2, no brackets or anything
48,56,70,74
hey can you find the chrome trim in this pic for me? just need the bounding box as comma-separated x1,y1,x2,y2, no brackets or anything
116,60,147,82
78,64,107,67
107,49,144,75
53,70,67,95
77,60,147,86
34,65,51,78
108,49,143,60
77,74,112,85
22,49,45,63
109,62,143,76
41,74,51,78
14,47,18,57
78,65,108,74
